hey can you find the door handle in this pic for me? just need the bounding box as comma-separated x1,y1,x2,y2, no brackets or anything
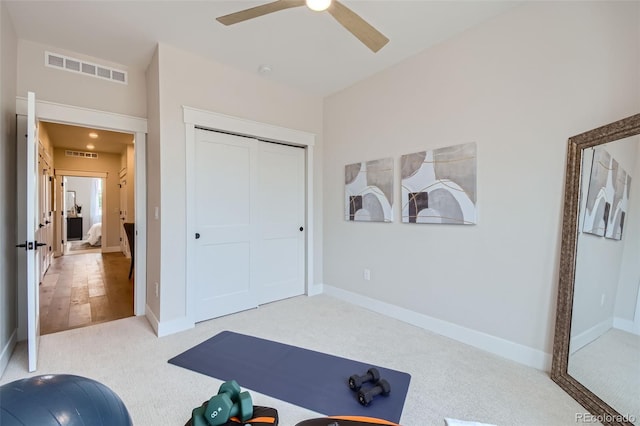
195,233,200,239
16,242,27,250
35,241,46,248
39,223,44,228
45,220,51,225
299,226,304,232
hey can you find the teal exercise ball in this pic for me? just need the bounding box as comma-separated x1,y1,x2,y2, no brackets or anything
0,374,133,425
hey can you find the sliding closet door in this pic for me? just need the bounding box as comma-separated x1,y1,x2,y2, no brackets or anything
194,129,306,322
256,142,306,304
194,129,258,321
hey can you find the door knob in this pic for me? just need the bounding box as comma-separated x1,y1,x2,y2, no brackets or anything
195,233,200,239
299,226,304,232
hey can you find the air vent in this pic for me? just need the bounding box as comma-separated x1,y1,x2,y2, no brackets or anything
65,58,80,72
46,51,128,85
81,63,96,75
65,150,98,159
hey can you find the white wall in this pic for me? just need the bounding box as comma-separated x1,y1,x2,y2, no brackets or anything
0,0,18,377
151,43,324,324
322,1,640,366
572,136,639,338
17,40,146,118
145,46,161,318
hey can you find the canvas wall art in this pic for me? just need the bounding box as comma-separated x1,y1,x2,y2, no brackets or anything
584,148,631,240
344,158,394,222
401,142,477,224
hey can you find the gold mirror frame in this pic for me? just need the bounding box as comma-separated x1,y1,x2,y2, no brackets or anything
551,113,640,426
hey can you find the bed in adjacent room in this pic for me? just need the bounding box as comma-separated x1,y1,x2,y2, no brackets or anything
87,222,102,246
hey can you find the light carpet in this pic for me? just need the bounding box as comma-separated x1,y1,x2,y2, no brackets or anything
569,328,640,422
1,295,592,425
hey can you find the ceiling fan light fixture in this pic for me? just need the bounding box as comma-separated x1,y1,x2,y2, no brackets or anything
306,0,332,12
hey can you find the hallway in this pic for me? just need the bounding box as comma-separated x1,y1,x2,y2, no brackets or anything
40,252,133,335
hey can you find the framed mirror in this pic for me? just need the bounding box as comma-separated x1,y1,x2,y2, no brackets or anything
551,113,640,426
66,190,76,216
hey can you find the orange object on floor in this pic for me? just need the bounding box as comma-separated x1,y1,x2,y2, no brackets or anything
295,416,400,425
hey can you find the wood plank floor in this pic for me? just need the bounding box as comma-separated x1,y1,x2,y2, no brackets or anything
40,252,133,335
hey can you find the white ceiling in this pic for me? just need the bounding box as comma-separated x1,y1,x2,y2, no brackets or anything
5,0,521,97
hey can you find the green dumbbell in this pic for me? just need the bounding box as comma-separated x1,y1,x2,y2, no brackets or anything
217,380,241,401
192,380,253,426
203,391,252,426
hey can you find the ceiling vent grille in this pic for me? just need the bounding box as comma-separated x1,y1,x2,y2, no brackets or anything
46,51,128,85
65,150,98,159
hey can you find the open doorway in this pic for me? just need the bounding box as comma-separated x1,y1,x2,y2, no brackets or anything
38,121,136,334
63,176,103,254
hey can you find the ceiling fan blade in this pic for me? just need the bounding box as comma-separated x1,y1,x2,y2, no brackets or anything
217,0,306,26
327,1,389,53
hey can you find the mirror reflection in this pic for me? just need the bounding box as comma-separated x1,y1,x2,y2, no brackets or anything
569,134,640,423
66,190,77,217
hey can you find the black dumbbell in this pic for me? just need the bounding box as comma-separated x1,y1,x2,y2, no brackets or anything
357,379,391,406
348,367,380,391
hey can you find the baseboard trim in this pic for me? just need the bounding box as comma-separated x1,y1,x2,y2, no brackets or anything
157,316,194,337
0,329,18,378
570,318,613,354
145,304,160,335
307,282,324,296
323,285,551,371
101,246,122,253
613,317,640,336
146,305,194,337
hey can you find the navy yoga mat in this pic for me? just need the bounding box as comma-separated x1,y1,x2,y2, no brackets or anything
168,331,411,423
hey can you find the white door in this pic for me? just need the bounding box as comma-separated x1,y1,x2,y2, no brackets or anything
16,92,40,372
256,142,305,304
194,130,259,321
193,129,306,322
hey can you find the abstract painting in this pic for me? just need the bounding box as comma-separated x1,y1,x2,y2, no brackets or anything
401,142,477,224
345,158,394,222
583,149,611,237
583,148,631,240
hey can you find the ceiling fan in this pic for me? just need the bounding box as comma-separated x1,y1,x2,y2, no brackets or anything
216,0,389,53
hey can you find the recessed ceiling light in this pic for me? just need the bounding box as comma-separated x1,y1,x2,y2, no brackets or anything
89,132,99,139
86,144,95,150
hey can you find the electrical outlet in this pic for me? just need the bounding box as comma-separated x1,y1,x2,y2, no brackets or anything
363,269,371,281
155,282,159,298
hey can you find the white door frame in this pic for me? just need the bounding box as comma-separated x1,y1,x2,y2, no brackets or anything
16,97,148,323
184,107,316,327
